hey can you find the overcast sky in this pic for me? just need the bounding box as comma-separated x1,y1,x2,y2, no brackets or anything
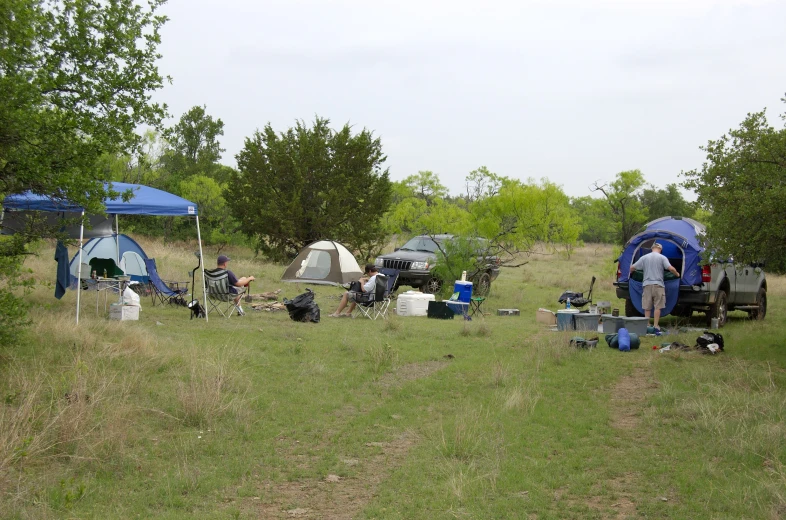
153,0,786,198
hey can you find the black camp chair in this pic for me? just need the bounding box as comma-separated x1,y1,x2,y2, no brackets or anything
144,258,188,306
354,270,398,320
557,276,596,308
203,268,245,318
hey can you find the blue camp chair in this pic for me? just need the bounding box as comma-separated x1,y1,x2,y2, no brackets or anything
144,258,188,306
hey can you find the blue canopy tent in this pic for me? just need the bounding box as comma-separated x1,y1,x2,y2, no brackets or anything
2,183,206,323
617,217,705,316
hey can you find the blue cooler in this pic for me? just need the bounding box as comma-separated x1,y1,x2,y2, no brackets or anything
447,280,473,314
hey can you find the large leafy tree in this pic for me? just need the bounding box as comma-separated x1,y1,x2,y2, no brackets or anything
638,183,696,222
0,0,168,342
160,105,227,190
683,96,786,270
591,169,647,244
0,0,168,215
230,117,392,261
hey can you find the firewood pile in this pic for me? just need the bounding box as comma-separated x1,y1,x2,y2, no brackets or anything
246,289,282,301
250,301,287,312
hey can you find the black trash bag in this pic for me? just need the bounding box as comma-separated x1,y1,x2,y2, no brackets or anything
283,289,320,323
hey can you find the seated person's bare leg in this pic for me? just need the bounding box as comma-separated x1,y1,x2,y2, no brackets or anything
330,293,351,316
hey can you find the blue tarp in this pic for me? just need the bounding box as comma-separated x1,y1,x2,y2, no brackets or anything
617,217,705,286
2,182,198,217
629,278,681,316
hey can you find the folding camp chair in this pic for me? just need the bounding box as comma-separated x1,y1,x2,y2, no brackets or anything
354,270,398,320
144,258,188,306
203,268,245,317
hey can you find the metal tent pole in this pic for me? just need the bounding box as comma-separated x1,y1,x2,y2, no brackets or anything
76,212,85,324
195,216,207,322
115,214,120,266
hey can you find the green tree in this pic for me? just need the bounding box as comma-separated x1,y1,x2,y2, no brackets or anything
0,0,168,341
159,105,226,191
383,171,468,240
0,0,168,215
638,184,696,221
570,196,617,243
591,170,647,244
230,117,392,261
683,96,786,271
463,166,503,202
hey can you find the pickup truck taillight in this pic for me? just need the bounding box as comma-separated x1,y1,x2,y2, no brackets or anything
702,265,712,283
616,265,621,280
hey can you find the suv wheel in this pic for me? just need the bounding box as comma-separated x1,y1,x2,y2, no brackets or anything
749,287,767,320
707,289,728,327
474,273,491,297
423,277,442,294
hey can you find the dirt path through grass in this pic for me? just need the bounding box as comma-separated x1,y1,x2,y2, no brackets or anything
587,360,659,519
238,360,449,518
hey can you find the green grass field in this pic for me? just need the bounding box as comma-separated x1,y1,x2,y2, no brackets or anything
1,239,784,519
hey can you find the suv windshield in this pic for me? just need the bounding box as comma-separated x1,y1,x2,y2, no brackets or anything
398,237,441,253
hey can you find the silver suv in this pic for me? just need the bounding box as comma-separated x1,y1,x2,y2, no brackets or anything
374,234,500,295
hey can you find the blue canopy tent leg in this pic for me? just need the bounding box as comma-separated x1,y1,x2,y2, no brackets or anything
75,211,85,324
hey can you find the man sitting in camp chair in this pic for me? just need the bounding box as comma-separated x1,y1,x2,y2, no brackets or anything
217,255,255,316
328,264,379,317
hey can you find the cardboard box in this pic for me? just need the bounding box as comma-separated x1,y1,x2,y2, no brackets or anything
536,308,556,324
109,304,139,321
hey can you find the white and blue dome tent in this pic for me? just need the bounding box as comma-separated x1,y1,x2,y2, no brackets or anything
2,182,207,323
69,234,150,285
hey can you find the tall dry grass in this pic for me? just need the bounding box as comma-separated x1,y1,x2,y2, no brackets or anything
176,346,249,428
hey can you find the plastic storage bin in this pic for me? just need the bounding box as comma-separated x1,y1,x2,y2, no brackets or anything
574,312,601,331
601,314,625,333
110,304,139,321
556,309,579,331
621,316,649,336
396,291,435,316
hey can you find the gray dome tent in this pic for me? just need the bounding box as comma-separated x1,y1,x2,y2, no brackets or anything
281,241,362,286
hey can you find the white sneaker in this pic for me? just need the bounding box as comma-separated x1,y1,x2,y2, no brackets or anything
235,305,245,316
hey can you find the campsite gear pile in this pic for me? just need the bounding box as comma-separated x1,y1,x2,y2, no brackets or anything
284,289,321,323
658,332,724,354
569,336,599,348
605,328,641,350
557,276,595,308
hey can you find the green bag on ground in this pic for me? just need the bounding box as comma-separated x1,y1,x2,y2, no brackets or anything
605,333,640,349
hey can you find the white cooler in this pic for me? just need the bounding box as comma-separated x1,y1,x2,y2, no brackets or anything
396,291,435,316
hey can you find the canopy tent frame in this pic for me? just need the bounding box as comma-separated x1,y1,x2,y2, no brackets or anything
3,183,208,323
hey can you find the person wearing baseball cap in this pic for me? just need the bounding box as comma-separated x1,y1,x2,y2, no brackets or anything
217,255,255,316
629,242,680,334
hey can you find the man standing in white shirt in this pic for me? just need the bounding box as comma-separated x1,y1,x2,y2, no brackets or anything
629,242,680,334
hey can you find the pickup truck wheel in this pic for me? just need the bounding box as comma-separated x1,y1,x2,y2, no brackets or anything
749,287,767,320
474,273,491,296
423,277,443,294
625,298,643,317
707,289,728,327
